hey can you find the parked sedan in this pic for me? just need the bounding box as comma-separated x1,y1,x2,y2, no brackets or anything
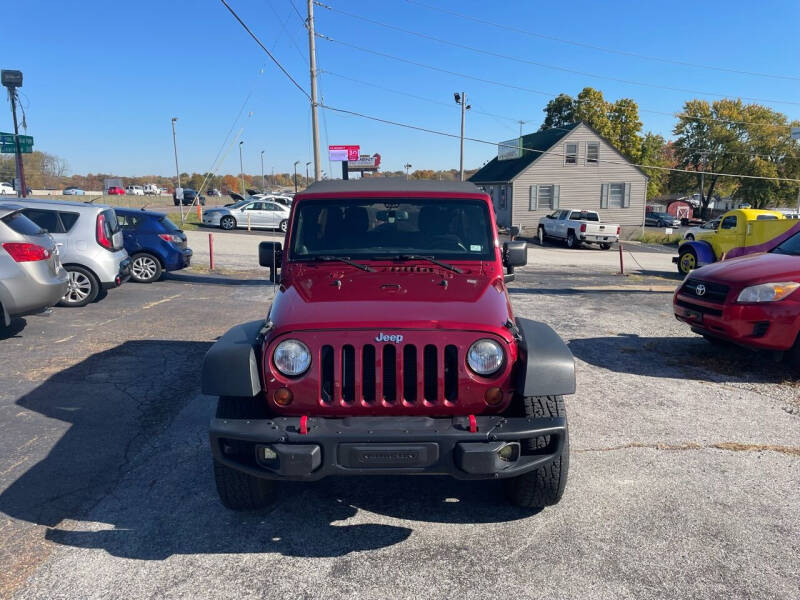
107,186,125,195
645,212,682,228
63,187,85,195
202,199,290,232
0,204,68,331
674,230,800,366
683,217,721,241
115,208,192,283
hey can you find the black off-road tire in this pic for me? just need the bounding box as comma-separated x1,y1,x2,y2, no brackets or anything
505,395,569,509
212,396,275,511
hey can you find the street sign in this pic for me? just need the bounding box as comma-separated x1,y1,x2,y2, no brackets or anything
328,145,360,161
0,132,33,153
1,70,22,88
792,127,800,140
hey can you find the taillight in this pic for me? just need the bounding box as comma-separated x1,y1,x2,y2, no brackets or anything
158,233,182,243
617,226,621,235
96,213,113,249
580,223,587,232
2,242,50,262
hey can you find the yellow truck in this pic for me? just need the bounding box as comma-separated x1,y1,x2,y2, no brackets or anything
674,209,800,275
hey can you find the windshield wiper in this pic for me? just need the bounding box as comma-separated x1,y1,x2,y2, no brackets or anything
397,254,463,274
307,255,374,272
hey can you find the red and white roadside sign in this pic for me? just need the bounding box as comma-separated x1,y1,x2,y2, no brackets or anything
329,145,360,161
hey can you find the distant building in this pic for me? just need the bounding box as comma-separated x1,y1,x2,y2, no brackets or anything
469,122,648,232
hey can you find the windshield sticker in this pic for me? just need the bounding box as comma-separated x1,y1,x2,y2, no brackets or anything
470,245,482,252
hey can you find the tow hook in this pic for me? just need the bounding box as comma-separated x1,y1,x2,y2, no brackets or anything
299,415,308,435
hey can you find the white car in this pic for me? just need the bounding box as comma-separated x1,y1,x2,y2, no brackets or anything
125,185,145,196
683,217,720,241
142,183,161,195
201,199,291,232
0,182,15,195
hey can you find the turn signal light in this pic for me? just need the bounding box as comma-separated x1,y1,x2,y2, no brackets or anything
273,387,293,406
484,386,503,406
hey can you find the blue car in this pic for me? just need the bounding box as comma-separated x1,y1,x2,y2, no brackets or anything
115,208,193,283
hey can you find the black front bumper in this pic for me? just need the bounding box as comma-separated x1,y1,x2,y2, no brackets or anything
210,415,566,481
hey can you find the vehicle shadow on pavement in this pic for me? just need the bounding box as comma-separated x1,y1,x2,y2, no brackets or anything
0,341,532,562
569,334,796,384
0,317,27,339
162,272,275,287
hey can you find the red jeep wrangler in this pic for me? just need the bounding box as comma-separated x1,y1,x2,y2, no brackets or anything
202,179,576,509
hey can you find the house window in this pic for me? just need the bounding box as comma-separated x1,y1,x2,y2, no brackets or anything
586,143,599,164
565,143,577,165
529,184,560,210
600,183,631,209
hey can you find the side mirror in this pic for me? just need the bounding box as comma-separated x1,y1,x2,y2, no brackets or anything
503,240,527,270
259,241,283,282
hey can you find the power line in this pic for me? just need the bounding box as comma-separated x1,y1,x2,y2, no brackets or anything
220,0,310,98
319,103,800,183
316,3,800,106
317,34,795,131
401,0,800,83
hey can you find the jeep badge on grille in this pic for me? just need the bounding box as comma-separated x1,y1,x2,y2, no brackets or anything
375,332,403,343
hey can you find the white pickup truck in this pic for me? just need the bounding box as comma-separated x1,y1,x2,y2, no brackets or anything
537,209,620,249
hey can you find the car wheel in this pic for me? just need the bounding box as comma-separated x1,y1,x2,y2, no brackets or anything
677,246,698,276
685,234,694,241
130,253,163,283
220,216,236,230
278,219,288,233
212,396,275,511
566,231,577,249
599,242,612,250
537,226,545,246
505,395,569,508
58,266,99,307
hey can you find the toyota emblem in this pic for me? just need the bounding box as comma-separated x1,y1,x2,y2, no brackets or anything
695,284,706,296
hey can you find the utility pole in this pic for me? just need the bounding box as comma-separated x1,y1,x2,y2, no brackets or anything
260,150,265,191
305,161,311,188
2,71,27,197
239,141,245,196
171,117,183,222
294,161,300,193
307,0,321,181
518,120,525,138
454,92,470,181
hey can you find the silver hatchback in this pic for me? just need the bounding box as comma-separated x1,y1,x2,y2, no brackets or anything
0,205,68,330
17,198,131,307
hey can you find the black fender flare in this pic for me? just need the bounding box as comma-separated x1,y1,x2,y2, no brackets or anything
515,317,576,397
201,320,266,397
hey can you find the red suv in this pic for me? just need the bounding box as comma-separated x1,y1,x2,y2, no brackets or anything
202,179,576,510
674,230,800,365
107,186,125,195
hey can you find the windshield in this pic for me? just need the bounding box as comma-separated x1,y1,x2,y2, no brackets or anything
770,231,800,256
290,198,494,261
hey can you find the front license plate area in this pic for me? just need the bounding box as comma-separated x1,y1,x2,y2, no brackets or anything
338,443,439,469
684,308,703,322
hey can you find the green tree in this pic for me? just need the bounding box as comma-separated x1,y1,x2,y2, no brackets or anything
639,133,670,199
541,94,575,130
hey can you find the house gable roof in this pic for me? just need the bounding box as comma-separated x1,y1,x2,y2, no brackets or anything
469,121,649,183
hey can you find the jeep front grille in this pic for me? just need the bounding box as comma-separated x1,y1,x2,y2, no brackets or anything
319,342,459,407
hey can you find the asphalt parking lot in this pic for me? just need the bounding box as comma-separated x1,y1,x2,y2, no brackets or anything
1,260,799,599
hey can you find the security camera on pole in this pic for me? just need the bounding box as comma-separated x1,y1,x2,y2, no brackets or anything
1,70,29,198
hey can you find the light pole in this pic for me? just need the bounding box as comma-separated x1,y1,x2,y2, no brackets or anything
171,117,183,222
454,92,471,181
305,162,311,189
404,163,412,179
2,70,27,198
239,141,245,196
260,150,265,191
293,161,300,193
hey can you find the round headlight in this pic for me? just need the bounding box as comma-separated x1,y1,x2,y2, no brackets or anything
467,339,504,376
273,340,311,376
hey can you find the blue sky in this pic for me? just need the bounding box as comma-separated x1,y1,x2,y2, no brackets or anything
7,0,800,177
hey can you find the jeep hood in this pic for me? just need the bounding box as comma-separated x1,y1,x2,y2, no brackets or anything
268,265,513,334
